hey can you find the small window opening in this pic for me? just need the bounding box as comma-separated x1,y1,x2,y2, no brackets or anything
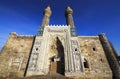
93,47,96,51
36,48,38,51
75,48,77,51
100,59,104,62
84,59,89,68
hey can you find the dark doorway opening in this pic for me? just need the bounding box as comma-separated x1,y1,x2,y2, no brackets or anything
84,58,89,68
56,37,65,75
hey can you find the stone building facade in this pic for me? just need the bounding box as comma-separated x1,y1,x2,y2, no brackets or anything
0,6,120,79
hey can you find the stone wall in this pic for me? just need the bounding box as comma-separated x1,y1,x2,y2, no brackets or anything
78,36,112,79
0,31,115,79
0,32,34,77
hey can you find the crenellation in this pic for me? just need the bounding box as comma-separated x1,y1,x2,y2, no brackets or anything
47,25,70,27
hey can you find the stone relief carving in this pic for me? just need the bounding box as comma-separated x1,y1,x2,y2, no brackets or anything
28,39,42,71
10,56,23,72
71,40,83,72
27,26,71,76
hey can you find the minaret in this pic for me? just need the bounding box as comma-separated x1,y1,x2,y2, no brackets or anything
65,6,75,27
65,6,77,36
41,6,52,27
26,6,52,76
37,6,52,36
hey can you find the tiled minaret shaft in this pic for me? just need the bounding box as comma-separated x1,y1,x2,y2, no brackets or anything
37,6,52,36
41,6,51,27
65,6,75,27
26,6,52,76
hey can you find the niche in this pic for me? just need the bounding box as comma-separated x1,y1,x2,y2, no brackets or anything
83,58,89,68
11,56,23,72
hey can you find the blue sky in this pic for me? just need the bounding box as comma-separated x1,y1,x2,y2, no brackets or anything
0,0,120,55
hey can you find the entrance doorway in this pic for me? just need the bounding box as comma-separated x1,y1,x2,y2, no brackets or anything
50,37,65,75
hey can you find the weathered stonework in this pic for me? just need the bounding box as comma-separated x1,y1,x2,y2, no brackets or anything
78,36,112,79
0,31,115,79
99,34,120,79
0,6,119,79
0,32,34,77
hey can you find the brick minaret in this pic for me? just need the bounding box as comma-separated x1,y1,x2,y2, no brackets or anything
65,6,75,27
41,6,52,27
37,6,52,36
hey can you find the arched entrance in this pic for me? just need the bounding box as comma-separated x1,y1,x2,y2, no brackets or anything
50,36,65,75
